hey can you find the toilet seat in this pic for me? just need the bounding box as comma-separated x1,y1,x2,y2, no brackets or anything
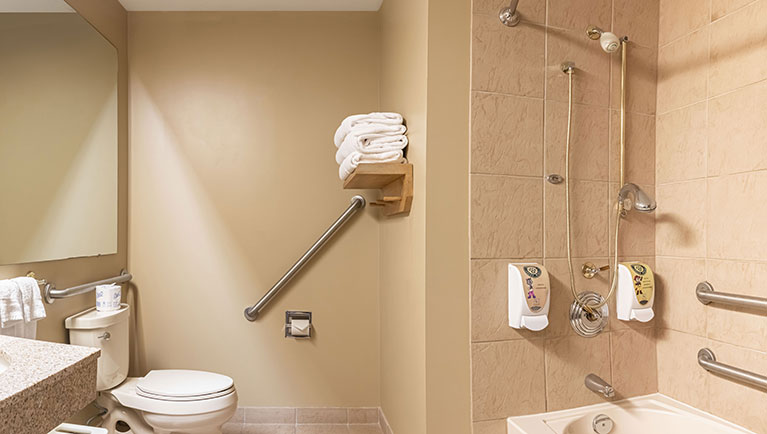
110,375,237,416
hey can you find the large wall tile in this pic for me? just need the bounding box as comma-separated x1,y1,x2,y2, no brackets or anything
656,329,709,410
656,103,707,183
707,80,767,176
655,180,706,258
706,341,767,433
658,0,710,45
709,0,767,97
472,419,507,434
708,172,767,261
654,257,707,336
545,102,609,181
545,180,609,258
656,28,709,114
545,334,612,411
473,0,546,24
472,92,543,176
706,260,767,352
610,43,658,115
711,0,755,21
547,0,611,33
613,0,659,48
472,14,545,96
610,328,658,398
472,340,546,420
471,175,543,259
610,112,656,185
472,259,544,342
546,28,611,106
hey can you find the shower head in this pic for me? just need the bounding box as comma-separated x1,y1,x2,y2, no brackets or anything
586,25,621,53
618,183,657,213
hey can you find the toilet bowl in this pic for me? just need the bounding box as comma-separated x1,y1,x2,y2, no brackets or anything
66,305,238,434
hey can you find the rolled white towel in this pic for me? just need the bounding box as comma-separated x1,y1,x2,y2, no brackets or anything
0,280,23,329
339,150,406,181
336,127,408,165
334,112,404,147
12,277,46,323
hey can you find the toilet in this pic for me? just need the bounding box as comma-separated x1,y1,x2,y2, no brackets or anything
66,304,237,434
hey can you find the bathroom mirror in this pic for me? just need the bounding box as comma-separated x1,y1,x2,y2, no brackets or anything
0,0,118,264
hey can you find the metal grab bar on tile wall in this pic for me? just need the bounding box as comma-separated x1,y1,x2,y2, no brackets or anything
243,196,366,321
695,281,767,312
698,348,767,391
42,270,132,304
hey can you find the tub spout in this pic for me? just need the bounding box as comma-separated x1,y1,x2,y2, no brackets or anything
585,374,615,398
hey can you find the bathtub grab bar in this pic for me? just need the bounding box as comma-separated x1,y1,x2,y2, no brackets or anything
243,195,366,321
43,271,132,304
695,281,767,312
698,348,767,391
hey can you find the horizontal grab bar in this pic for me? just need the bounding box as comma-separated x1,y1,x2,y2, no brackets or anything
698,348,767,391
44,271,132,304
696,281,767,312
243,195,366,321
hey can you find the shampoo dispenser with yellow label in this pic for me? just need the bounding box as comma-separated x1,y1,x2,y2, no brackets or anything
508,263,550,331
617,262,655,322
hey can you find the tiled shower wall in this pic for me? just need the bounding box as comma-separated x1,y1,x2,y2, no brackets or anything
654,1,767,432
469,0,658,432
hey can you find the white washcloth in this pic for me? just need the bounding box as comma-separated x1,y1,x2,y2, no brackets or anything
12,277,46,323
0,280,23,329
334,112,404,147
339,151,406,181
336,128,408,165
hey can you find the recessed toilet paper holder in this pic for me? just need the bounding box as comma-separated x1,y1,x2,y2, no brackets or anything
285,311,312,339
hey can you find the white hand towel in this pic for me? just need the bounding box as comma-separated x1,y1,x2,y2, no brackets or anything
12,277,46,323
336,128,409,165
339,150,406,181
334,112,404,147
0,280,23,329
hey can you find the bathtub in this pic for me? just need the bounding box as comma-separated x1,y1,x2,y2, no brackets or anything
507,394,753,434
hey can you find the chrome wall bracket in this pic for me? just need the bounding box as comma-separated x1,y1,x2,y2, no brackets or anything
499,0,521,27
546,174,563,184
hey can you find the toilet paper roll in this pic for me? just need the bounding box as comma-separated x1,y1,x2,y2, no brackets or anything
96,284,121,312
290,319,311,337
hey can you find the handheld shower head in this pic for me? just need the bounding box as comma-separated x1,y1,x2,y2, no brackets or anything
618,183,656,213
586,25,621,53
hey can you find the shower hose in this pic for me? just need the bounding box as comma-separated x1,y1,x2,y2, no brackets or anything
563,68,623,315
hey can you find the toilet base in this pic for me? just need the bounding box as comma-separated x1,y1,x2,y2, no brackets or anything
96,394,234,434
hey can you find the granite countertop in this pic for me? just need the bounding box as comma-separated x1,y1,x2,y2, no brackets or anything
0,335,100,411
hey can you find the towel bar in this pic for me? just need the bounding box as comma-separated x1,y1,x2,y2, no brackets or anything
698,348,767,391
695,281,767,312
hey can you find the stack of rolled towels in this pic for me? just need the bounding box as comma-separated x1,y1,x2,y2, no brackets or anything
334,112,408,180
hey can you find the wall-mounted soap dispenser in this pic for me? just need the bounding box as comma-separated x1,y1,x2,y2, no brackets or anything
617,262,655,322
509,263,550,331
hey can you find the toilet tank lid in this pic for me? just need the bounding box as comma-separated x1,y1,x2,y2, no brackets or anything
137,370,235,398
65,304,130,330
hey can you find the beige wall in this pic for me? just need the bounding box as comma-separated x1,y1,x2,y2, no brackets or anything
469,1,658,431
654,1,767,432
424,0,472,433
127,12,381,407
378,1,428,432
0,0,128,344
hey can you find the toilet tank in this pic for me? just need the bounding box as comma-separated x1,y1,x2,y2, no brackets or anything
66,304,130,391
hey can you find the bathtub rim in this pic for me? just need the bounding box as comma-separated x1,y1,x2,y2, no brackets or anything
506,393,754,434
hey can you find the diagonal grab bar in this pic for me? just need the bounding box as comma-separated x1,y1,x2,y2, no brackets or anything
698,348,767,391
243,195,366,321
